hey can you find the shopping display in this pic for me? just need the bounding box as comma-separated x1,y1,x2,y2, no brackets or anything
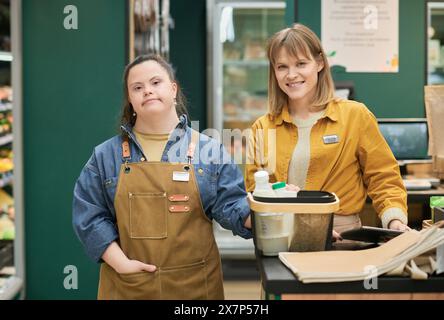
0,0,14,287
0,90,13,245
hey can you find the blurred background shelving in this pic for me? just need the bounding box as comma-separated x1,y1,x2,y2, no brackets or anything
0,0,15,299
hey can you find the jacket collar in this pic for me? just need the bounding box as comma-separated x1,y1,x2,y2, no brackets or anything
321,100,339,122
120,114,189,140
120,114,189,161
271,105,293,126
271,100,339,125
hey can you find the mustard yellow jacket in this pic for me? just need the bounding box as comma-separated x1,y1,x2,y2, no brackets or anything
245,99,408,219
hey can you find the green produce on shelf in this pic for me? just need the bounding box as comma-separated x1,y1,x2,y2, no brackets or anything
0,212,14,240
1,226,14,240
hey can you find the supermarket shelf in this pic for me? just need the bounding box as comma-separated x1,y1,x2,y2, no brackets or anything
0,102,12,112
0,276,22,300
0,133,13,147
0,171,13,187
0,51,12,62
0,240,13,270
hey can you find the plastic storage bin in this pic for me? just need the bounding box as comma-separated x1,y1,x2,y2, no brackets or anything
248,191,340,256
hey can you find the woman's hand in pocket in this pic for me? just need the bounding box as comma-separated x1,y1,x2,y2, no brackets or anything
118,259,157,274
102,242,157,274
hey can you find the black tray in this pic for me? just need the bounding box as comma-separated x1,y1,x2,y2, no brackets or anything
340,226,404,243
253,190,336,204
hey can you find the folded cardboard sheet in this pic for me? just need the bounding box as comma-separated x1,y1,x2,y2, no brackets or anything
425,85,444,156
425,86,444,178
279,222,444,283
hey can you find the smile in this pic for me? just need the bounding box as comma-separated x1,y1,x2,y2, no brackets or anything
286,81,304,88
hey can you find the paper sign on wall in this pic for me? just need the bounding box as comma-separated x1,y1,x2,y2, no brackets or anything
321,0,399,73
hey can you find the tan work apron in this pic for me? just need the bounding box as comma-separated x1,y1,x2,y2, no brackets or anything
97,134,224,300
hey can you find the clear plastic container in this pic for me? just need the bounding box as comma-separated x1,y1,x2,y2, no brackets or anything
257,235,289,256
254,212,289,254
255,212,286,237
252,173,289,255
249,191,339,255
271,182,297,238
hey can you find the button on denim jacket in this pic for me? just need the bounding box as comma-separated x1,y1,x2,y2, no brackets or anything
72,115,252,262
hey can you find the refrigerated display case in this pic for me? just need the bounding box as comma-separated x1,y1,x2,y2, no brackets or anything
207,0,286,258
0,0,23,299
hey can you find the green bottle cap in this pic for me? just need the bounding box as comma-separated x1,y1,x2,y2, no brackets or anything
272,181,286,190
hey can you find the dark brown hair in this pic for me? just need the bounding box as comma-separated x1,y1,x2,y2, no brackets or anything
120,54,188,127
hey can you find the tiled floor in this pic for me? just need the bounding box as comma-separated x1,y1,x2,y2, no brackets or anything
223,280,262,300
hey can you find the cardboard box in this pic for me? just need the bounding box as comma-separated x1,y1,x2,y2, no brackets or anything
433,155,444,179
434,206,444,223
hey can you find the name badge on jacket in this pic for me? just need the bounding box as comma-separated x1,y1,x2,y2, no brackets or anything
323,134,339,144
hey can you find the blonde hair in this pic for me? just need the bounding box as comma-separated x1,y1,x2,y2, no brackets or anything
267,23,335,116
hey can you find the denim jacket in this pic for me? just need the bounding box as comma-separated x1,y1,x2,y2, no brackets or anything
72,115,252,262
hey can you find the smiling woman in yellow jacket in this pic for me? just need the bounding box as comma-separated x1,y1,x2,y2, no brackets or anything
245,24,409,233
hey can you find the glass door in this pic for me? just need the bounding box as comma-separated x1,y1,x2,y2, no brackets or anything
0,0,14,278
0,0,22,299
427,2,444,84
210,1,285,179
210,1,286,133
207,0,286,259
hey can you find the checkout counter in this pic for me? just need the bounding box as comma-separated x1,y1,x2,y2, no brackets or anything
361,161,444,229
256,246,444,300
249,185,444,300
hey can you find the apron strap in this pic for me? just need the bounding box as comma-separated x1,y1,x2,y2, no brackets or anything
122,135,131,160
122,129,198,162
187,130,199,164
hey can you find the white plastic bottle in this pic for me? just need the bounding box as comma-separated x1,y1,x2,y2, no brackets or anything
252,170,275,197
271,181,297,245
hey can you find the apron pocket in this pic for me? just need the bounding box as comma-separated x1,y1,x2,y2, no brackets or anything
98,263,160,300
160,260,208,300
117,271,161,300
129,192,167,239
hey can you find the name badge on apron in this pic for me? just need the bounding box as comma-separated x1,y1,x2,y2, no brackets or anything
173,171,190,182
323,134,339,144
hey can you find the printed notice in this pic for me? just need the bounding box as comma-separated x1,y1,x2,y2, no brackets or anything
321,0,399,73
